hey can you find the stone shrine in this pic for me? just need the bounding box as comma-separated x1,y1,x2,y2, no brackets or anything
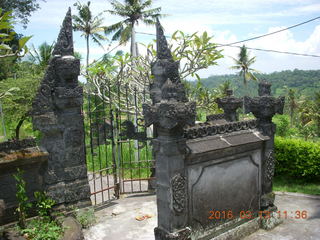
144,20,284,240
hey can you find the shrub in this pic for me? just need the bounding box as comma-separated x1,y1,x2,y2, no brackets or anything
273,115,290,137
275,137,320,180
74,207,96,228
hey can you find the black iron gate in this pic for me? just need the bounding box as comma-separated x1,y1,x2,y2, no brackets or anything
84,82,154,205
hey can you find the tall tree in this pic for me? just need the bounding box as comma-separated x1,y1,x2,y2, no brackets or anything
230,45,258,94
105,0,164,57
0,0,43,28
72,1,107,68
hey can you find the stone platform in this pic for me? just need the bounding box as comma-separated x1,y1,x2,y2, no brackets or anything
84,192,320,240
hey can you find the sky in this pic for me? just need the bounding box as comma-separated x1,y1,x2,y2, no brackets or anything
14,0,320,78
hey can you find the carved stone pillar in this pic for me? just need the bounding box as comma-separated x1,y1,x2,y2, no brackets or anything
244,81,285,210
31,9,91,208
143,19,196,240
216,89,243,122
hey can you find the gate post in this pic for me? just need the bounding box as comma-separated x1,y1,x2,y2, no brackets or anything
31,8,91,208
143,20,196,240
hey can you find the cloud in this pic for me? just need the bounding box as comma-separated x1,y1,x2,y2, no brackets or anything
15,0,320,77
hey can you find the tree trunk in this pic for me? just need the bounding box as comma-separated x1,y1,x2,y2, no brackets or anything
131,23,137,57
86,35,90,71
15,115,26,140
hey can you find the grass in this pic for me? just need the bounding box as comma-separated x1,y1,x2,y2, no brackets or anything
85,139,153,179
273,175,320,196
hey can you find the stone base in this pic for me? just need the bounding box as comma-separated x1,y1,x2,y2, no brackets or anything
154,227,191,240
208,218,260,240
260,210,283,230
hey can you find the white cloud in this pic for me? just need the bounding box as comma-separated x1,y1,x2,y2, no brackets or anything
14,0,320,77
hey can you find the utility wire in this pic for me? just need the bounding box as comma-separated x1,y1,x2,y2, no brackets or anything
135,31,320,58
216,44,320,58
223,16,320,46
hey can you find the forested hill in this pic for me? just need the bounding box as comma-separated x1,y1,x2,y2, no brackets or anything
199,69,320,97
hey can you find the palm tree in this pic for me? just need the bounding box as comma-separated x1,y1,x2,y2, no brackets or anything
72,1,107,68
29,42,54,71
105,0,164,57
230,45,258,95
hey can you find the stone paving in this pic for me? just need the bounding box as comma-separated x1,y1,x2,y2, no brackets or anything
84,192,320,240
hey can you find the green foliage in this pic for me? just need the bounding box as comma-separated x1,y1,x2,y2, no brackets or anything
13,168,31,229
0,9,31,58
230,44,258,90
20,218,63,240
105,0,164,48
273,175,320,195
273,115,290,137
28,41,54,72
72,1,107,67
34,191,55,218
13,170,62,239
0,0,43,27
0,62,41,140
170,30,223,81
275,137,320,180
74,207,96,228
0,8,32,80
199,69,320,98
20,192,61,240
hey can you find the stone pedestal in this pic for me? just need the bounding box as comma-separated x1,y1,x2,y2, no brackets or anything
216,89,243,122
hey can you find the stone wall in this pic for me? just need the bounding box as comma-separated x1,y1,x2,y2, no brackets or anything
0,139,48,225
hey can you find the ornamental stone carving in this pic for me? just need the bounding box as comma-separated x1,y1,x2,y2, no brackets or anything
142,19,196,131
265,150,275,181
244,81,285,124
216,89,243,122
171,173,186,214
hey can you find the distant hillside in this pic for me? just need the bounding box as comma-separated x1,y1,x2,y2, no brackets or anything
199,69,320,97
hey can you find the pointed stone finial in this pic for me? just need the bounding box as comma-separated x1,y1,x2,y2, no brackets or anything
156,18,172,60
52,7,74,56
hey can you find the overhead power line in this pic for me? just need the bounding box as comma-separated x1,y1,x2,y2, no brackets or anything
223,16,320,46
216,44,320,58
135,17,320,59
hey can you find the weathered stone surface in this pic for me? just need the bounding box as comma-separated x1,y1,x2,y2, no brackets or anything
244,81,285,210
0,146,48,224
61,217,84,240
145,20,281,240
2,230,26,240
154,227,191,240
143,19,195,239
0,139,36,152
260,211,283,230
216,89,243,122
0,200,4,221
31,8,91,209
